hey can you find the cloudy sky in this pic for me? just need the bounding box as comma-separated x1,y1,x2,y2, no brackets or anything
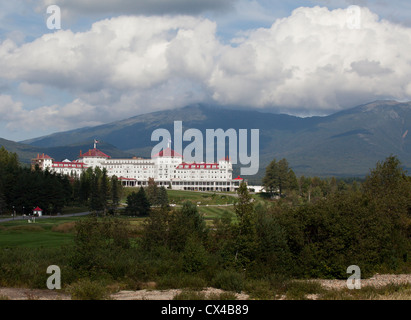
1,0,411,141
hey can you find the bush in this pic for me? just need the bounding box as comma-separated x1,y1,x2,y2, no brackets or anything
52,222,76,233
182,236,208,273
173,290,206,300
207,292,238,300
68,279,110,300
285,280,324,300
213,270,244,293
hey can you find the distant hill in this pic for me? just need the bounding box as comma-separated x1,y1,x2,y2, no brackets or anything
0,138,132,165
11,100,411,182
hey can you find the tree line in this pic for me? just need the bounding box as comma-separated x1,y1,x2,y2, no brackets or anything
124,178,169,217
0,147,409,293
263,157,363,202
0,147,71,215
0,147,123,215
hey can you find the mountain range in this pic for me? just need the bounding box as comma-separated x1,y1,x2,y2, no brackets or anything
2,100,411,184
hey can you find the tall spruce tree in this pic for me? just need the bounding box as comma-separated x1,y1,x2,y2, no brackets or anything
263,158,298,197
125,187,151,217
234,181,258,268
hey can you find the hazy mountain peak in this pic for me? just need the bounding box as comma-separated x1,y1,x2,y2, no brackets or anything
4,100,411,179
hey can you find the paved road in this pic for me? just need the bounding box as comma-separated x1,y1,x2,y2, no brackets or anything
0,211,91,223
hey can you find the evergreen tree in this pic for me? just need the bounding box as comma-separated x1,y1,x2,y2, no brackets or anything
110,176,121,208
168,201,207,251
0,190,6,215
157,186,169,208
79,170,92,205
142,206,171,249
263,158,298,197
89,172,102,213
100,168,110,214
146,177,158,205
125,187,151,217
234,181,258,268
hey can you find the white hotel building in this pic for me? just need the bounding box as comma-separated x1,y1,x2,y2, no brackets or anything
31,146,244,192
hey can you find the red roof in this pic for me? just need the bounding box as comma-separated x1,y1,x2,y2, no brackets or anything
152,148,183,158
233,176,243,180
79,148,110,158
118,177,136,181
33,206,42,211
33,153,53,160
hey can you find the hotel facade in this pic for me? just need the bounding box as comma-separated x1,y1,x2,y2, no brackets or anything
31,146,244,192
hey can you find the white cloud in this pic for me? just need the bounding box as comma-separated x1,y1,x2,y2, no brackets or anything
1,6,411,137
209,6,411,110
0,95,23,122
18,82,45,98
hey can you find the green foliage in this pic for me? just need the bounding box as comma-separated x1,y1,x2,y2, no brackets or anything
233,182,258,269
70,216,131,276
142,207,171,249
110,176,121,208
68,279,110,300
1,152,410,299
213,270,244,293
285,280,325,300
125,187,151,217
0,147,72,215
182,236,209,273
253,204,293,275
168,201,207,252
263,158,298,196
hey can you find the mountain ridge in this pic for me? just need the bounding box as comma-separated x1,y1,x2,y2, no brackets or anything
3,100,411,181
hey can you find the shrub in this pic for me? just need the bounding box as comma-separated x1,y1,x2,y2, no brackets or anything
207,292,238,300
182,236,208,273
285,280,324,300
52,222,76,233
173,290,206,300
213,270,244,293
68,279,110,300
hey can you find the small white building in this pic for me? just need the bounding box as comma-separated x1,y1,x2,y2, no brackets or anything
33,206,43,217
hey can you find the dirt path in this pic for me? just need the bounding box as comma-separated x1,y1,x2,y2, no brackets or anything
1,274,410,300
313,273,411,290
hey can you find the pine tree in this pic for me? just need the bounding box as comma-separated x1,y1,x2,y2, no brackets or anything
263,158,298,197
89,172,102,213
125,187,151,217
146,177,158,205
234,181,258,268
100,168,110,214
110,176,121,208
0,190,6,215
157,186,169,208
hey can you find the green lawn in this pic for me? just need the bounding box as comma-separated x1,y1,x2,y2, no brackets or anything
198,205,235,220
121,188,238,206
0,190,244,248
167,190,237,206
0,216,86,248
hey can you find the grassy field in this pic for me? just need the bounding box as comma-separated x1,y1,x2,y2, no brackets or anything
0,217,84,248
121,188,238,206
0,190,239,248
